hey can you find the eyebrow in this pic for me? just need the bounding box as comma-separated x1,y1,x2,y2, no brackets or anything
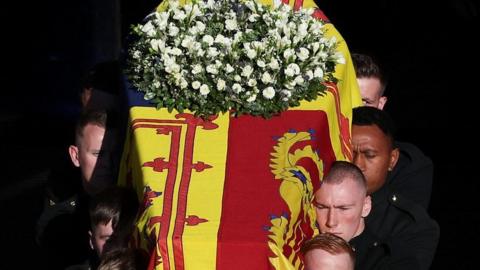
313,201,355,208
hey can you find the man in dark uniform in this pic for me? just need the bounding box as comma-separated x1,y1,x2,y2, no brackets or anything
351,106,439,270
313,160,421,269
352,53,433,209
36,109,120,269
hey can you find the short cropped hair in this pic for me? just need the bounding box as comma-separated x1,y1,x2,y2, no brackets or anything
301,233,355,262
352,106,396,149
322,161,367,194
74,109,118,145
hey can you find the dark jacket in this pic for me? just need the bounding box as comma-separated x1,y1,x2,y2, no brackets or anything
36,189,91,270
350,228,421,270
388,141,433,209
366,185,440,270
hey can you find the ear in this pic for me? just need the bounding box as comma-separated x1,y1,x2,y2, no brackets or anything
68,145,80,167
388,147,400,171
81,87,93,107
88,230,94,250
378,96,388,110
362,195,372,217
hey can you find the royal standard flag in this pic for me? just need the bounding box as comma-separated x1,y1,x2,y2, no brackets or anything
119,0,361,269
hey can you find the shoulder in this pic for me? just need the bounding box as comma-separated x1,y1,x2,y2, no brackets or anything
387,193,439,233
395,141,432,168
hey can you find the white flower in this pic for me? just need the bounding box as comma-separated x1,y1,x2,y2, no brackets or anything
257,60,266,68
192,64,202,75
262,87,275,99
232,83,243,93
173,10,186,20
294,75,305,85
241,65,254,77
196,21,206,33
283,48,295,60
128,0,342,118
199,84,210,95
151,39,165,52
286,63,300,76
246,49,257,59
207,47,220,58
248,14,260,22
314,67,324,78
202,35,214,46
192,81,201,89
225,64,234,74
206,64,218,75
141,21,156,37
168,24,179,36
297,48,310,61
217,79,226,91
269,59,280,70
247,94,257,102
225,19,238,31
261,72,273,84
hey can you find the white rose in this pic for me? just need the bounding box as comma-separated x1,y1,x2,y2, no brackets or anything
199,84,210,95
202,35,214,46
206,64,218,75
232,83,243,93
295,75,305,85
246,49,257,59
247,79,257,87
241,65,254,77
225,19,238,31
207,47,219,58
217,79,226,91
297,48,310,61
192,81,201,89
234,75,242,82
262,87,275,99
196,21,206,33
192,64,203,75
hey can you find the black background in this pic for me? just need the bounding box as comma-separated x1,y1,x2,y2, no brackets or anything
0,0,478,268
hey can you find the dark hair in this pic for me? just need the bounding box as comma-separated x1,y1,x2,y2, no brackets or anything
301,233,355,263
89,186,139,232
323,161,367,193
351,53,387,95
352,106,396,148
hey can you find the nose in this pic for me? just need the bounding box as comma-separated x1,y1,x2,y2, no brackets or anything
326,209,337,228
352,153,365,172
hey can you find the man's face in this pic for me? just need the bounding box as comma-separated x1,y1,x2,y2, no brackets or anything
357,77,386,109
314,180,370,241
69,123,115,194
351,125,398,194
304,249,353,270
89,220,113,256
